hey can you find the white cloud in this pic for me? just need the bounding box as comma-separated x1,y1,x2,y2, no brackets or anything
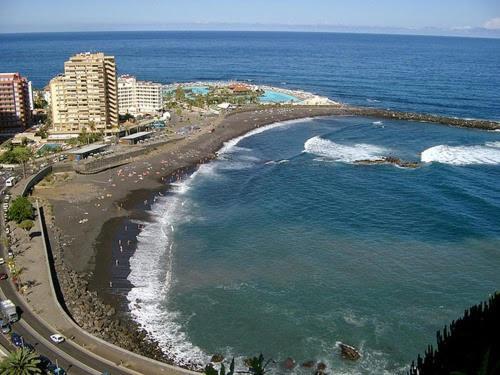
484,17,500,30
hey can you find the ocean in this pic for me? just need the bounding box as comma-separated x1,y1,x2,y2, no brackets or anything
2,31,499,373
1,31,500,120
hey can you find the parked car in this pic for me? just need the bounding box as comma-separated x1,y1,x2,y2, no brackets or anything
38,355,52,369
11,332,23,347
47,364,66,375
0,273,8,280
7,250,13,258
49,333,65,344
0,258,5,265
1,323,11,334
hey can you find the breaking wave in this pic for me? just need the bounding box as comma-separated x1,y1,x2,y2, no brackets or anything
304,136,389,163
421,142,500,165
218,117,313,155
127,173,208,369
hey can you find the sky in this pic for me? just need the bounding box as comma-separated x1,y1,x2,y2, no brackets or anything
1,0,500,36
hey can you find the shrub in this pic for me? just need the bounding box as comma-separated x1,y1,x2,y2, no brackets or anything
6,197,35,224
409,292,500,375
18,220,34,232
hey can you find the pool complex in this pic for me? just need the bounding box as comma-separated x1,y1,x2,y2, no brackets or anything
166,86,300,103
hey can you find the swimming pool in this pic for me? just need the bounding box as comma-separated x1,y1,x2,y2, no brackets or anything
260,90,299,103
186,86,209,95
37,143,61,154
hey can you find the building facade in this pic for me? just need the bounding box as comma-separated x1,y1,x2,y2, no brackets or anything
118,75,163,116
0,73,32,134
49,52,119,134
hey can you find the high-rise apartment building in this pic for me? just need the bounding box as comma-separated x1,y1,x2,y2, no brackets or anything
118,75,163,116
0,73,32,134
49,52,119,134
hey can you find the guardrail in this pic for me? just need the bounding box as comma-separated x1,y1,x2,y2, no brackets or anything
21,166,52,197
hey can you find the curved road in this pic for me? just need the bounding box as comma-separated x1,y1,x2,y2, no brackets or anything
0,185,132,374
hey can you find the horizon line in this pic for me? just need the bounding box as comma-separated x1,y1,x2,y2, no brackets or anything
1,28,500,40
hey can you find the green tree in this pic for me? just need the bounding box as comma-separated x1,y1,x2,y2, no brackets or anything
243,355,272,375
175,86,186,102
13,147,32,178
33,94,47,109
205,359,235,375
0,348,41,375
0,147,33,178
7,197,35,224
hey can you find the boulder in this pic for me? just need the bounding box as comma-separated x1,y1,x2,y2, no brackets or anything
210,354,224,363
315,362,327,375
339,343,361,361
301,360,315,368
283,357,295,370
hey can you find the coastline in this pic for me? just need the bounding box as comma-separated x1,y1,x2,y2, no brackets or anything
31,102,500,370
33,105,350,369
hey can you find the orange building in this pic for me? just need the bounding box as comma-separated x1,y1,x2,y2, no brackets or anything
0,73,32,134
228,83,252,93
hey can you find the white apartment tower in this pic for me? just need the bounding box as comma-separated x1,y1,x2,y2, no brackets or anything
49,52,119,134
118,75,163,116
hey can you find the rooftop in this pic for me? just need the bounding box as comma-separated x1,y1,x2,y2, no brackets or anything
67,144,108,155
121,131,153,140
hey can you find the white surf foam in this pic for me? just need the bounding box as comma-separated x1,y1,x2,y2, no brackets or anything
127,176,208,369
218,118,313,155
304,136,388,163
421,142,500,165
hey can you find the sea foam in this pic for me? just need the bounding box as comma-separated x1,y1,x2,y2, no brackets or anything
421,142,500,165
304,136,388,163
218,118,313,155
127,175,208,369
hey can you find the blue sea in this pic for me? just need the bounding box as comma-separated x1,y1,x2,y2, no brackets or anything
2,32,499,373
1,31,500,119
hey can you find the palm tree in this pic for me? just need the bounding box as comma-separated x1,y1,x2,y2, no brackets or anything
0,348,41,374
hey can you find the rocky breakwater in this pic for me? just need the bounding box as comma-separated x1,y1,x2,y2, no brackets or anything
55,260,168,362
342,105,500,131
44,206,201,371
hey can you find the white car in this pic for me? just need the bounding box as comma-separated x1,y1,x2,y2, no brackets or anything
50,334,65,344
0,258,4,265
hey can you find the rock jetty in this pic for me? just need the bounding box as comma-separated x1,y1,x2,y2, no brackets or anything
341,105,500,131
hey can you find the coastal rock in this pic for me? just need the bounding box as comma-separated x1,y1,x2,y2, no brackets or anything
211,354,224,363
301,360,315,368
315,362,327,375
283,357,296,370
339,343,361,361
354,156,420,168
51,246,179,367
